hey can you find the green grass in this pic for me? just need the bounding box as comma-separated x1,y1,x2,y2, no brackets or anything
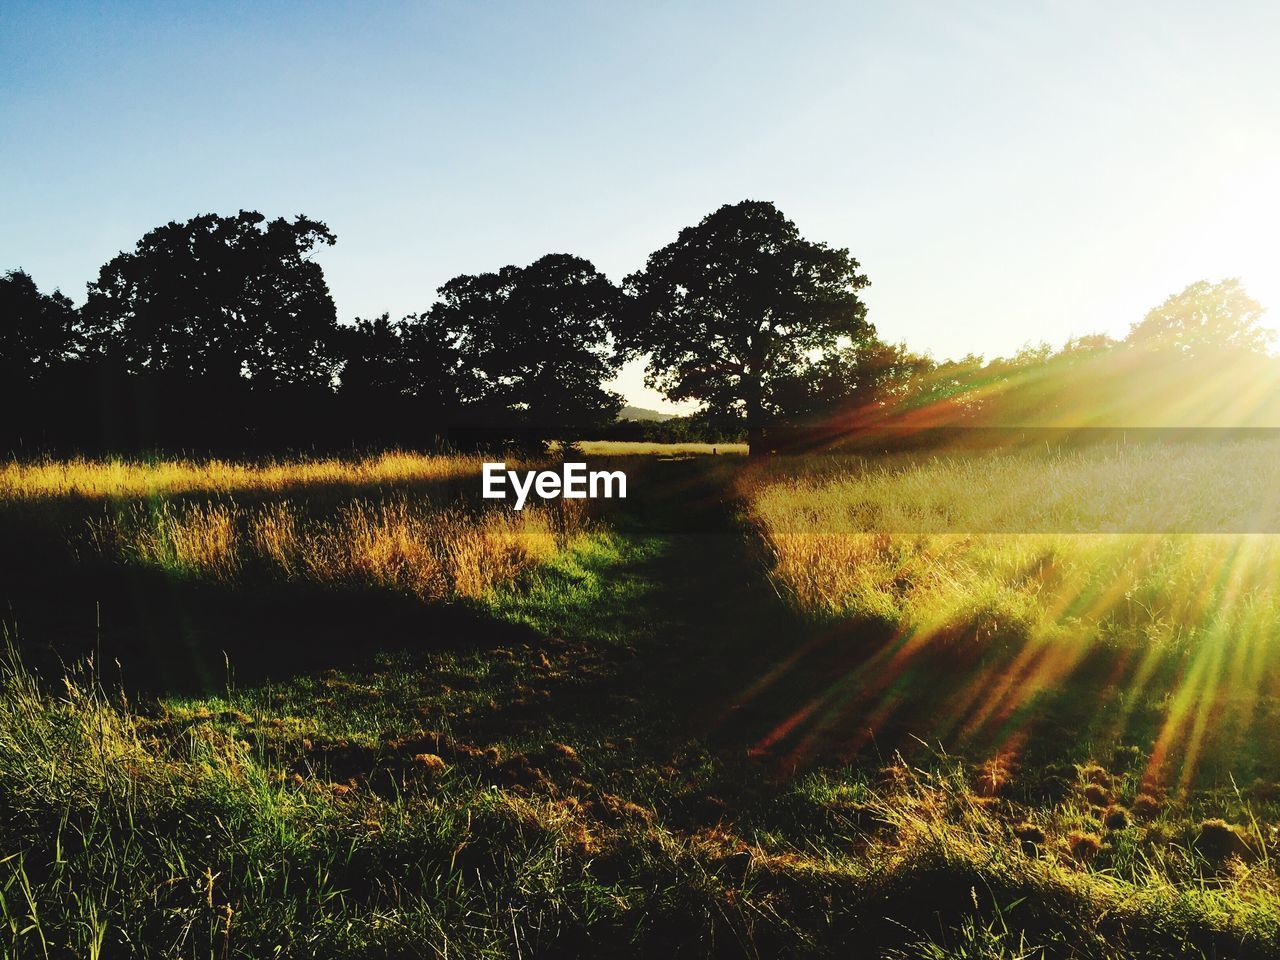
1,452,1279,957
485,530,658,644
5,637,1279,958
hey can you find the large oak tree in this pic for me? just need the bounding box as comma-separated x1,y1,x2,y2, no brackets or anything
83,211,340,386
0,269,79,380
622,200,871,452
1127,278,1272,359
426,253,624,432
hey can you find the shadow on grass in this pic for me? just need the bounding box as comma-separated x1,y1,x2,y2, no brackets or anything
0,554,545,697
4,455,1274,792
476,457,1280,793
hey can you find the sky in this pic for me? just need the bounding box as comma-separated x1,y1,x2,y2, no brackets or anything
2,0,1278,412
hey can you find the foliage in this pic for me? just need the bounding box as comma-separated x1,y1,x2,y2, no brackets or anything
6,203,1278,455
82,211,340,387
339,310,475,409
0,269,78,378
428,253,625,432
1129,278,1272,359
622,200,871,445
767,337,936,420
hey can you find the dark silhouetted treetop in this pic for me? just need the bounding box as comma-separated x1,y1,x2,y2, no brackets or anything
427,253,624,428
338,314,406,397
0,269,79,379
82,212,339,386
621,199,871,450
338,310,477,411
1127,278,1272,359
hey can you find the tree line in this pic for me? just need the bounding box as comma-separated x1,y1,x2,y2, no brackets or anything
3,200,1276,455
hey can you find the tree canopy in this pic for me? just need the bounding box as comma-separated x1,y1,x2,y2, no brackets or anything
0,269,78,380
339,310,475,409
428,253,624,431
1127,278,1272,359
4,201,1280,454
622,200,871,448
83,212,340,386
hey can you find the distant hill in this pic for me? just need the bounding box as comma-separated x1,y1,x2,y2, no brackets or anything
619,405,675,422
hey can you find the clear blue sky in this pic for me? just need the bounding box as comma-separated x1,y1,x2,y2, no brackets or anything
3,0,1277,411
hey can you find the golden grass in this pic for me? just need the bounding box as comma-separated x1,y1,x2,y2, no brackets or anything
744,440,1280,534
86,496,575,601
743,442,1280,643
572,441,747,456
0,450,484,500
743,444,1280,789
5,453,581,601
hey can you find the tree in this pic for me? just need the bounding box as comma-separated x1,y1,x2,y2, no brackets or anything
336,310,478,446
397,310,481,410
622,200,871,452
768,337,935,420
82,212,340,386
0,269,79,380
338,313,409,398
1127,279,1272,359
427,254,624,434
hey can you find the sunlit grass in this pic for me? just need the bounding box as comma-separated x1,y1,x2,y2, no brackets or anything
86,497,571,600
2,644,1278,958
745,440,1280,534
742,441,1280,790
572,440,748,456
744,442,1280,631
0,450,484,500
2,449,1280,955
2,452,582,601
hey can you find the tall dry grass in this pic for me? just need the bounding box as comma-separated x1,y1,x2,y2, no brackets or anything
571,440,748,456
85,497,570,600
742,443,1280,788
0,450,484,500
745,440,1280,535
743,442,1280,650
3,453,581,601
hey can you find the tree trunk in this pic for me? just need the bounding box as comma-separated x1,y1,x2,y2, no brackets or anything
745,374,767,458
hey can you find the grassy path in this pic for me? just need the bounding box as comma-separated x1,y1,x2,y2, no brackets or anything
480,458,804,763
6,458,1280,957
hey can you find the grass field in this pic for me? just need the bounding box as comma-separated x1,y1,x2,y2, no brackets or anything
742,442,1280,774
2,447,1279,957
0,451,483,499
572,440,748,457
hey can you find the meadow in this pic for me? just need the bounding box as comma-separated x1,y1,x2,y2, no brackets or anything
0,451,578,604
741,442,1280,778
1,445,1279,958
571,441,748,457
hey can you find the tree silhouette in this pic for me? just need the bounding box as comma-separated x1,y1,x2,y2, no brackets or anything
0,269,78,380
428,254,624,434
622,200,870,452
767,338,937,421
397,310,481,410
82,212,339,386
335,310,479,446
339,314,409,398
